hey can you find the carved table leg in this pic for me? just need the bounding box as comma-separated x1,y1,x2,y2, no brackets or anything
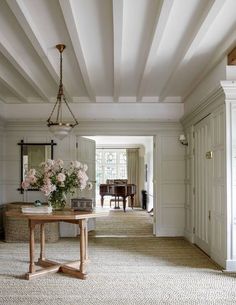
40,223,45,260
29,220,35,274
79,219,86,274
84,219,88,260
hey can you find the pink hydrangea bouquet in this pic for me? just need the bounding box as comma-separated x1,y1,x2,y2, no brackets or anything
22,159,92,210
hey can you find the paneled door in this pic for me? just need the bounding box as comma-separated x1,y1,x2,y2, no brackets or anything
194,115,212,255
59,136,96,237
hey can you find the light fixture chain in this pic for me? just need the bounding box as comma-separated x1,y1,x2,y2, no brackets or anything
47,43,79,138
63,96,79,126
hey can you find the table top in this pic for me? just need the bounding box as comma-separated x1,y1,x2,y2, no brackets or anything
5,207,109,221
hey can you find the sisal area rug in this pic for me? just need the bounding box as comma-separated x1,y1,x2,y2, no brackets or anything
90,207,153,237
0,208,236,304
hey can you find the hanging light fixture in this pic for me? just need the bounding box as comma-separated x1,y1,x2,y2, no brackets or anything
47,44,78,140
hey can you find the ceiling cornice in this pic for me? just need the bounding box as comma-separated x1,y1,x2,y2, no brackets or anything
181,85,224,127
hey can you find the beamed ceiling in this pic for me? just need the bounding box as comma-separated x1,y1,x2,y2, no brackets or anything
0,0,236,121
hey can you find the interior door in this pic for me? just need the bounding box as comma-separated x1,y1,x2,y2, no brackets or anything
59,136,96,237
76,136,96,231
194,115,212,255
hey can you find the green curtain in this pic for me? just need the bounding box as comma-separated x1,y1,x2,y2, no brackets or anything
126,148,140,207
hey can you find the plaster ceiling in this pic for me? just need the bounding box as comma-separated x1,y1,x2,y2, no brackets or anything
0,0,236,121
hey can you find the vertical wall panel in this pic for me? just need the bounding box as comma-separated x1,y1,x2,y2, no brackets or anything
194,115,211,255
156,133,185,236
0,121,4,205
211,105,226,267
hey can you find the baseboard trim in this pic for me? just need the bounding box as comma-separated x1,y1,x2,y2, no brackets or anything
184,229,194,243
225,259,236,271
156,226,184,237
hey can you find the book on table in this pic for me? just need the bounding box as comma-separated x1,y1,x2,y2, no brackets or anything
21,206,52,214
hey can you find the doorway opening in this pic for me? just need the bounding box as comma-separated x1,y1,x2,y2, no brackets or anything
95,148,127,207
85,135,154,235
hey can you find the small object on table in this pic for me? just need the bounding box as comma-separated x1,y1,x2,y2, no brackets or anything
71,198,93,212
34,200,42,207
21,206,52,214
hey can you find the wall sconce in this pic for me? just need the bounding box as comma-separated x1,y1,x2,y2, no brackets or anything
179,134,188,146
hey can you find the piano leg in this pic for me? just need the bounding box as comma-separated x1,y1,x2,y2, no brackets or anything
101,195,104,208
130,194,134,209
123,197,126,212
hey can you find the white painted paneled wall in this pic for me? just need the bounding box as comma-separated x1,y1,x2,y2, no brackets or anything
0,120,4,205
223,81,236,271
1,121,185,239
184,104,226,268
194,115,212,255
211,105,226,267
184,126,194,242
182,59,236,270
156,134,186,236
59,136,96,237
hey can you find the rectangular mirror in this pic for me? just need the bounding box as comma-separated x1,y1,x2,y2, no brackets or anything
18,140,57,193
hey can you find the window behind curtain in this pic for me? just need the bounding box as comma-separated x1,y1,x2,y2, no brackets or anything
96,149,127,200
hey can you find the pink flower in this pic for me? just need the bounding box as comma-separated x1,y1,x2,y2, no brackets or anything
55,159,64,167
21,180,30,189
23,159,92,196
40,183,56,196
28,169,36,176
80,182,87,190
71,161,81,169
77,170,88,183
57,173,65,182
29,175,37,184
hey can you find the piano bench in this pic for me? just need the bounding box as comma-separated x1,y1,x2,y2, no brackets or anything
110,197,123,208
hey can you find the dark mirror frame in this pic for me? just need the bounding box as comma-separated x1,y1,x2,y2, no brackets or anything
18,140,57,194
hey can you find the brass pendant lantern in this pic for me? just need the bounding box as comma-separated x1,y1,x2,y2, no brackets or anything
47,44,78,140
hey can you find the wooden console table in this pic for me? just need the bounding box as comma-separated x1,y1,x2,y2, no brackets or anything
5,208,108,280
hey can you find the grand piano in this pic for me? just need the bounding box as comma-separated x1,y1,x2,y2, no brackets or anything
99,179,136,212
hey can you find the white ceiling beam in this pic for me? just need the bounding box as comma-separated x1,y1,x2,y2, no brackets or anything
0,71,27,103
6,0,73,103
136,0,174,101
0,32,49,102
159,0,226,101
59,0,95,102
112,0,123,102
0,93,8,104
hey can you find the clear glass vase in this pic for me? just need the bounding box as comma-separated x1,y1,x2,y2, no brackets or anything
48,191,66,211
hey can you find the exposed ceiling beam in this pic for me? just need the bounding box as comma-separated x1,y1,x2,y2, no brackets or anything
112,0,123,102
0,33,49,102
6,0,73,103
0,70,27,103
59,0,95,102
159,0,226,101
0,92,8,104
136,0,174,101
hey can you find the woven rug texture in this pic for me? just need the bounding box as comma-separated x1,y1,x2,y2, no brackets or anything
0,208,236,305
90,207,153,236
